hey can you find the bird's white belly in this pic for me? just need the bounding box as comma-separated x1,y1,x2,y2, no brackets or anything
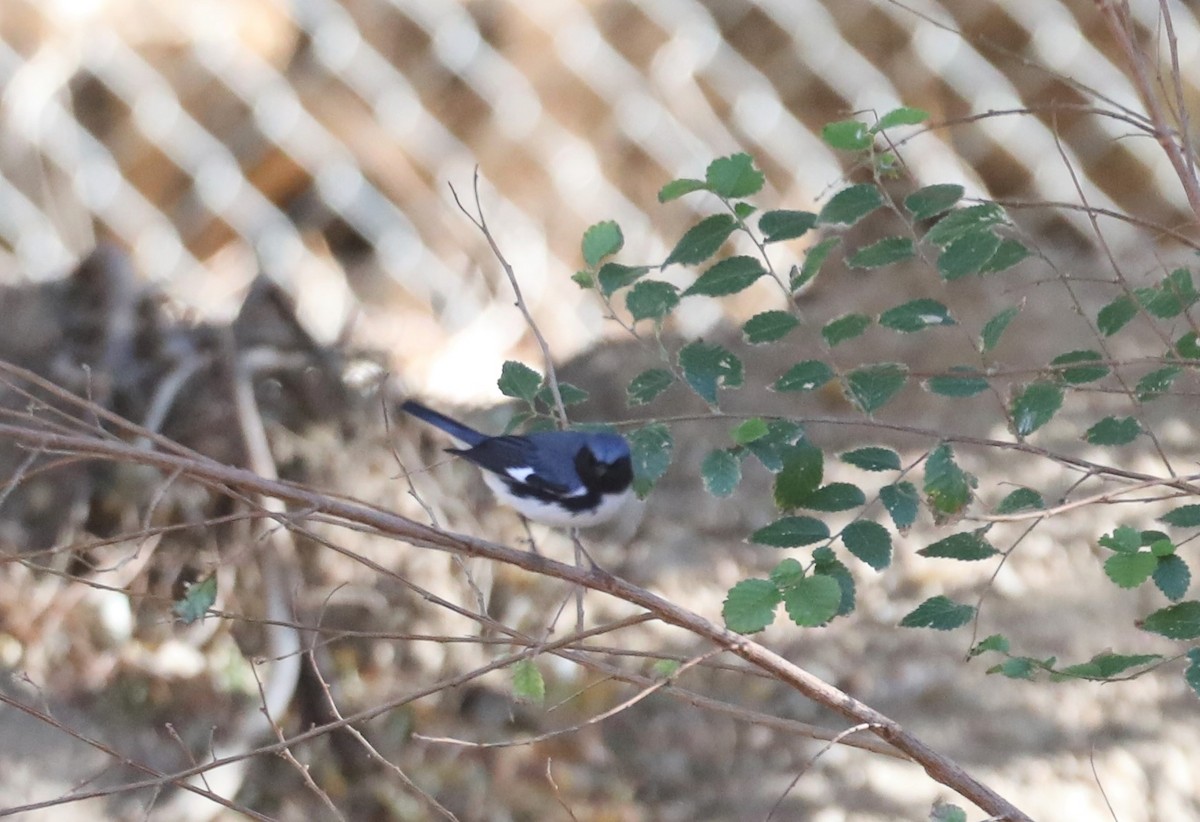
482,474,634,527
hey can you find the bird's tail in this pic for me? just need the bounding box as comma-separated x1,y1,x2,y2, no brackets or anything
401,400,486,446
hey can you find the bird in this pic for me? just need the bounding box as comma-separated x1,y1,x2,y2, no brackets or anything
401,400,635,528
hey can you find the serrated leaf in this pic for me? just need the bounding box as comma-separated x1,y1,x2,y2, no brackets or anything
1105,552,1157,588
571,270,594,289
628,423,672,496
938,230,1002,280
813,547,856,617
734,201,757,220
995,487,1044,514
732,417,770,445
846,236,916,270
818,184,883,226
498,361,542,403
1100,525,1142,553
626,280,680,322
682,256,766,297
774,444,824,510
745,420,808,472
743,310,799,344
920,530,998,561
1010,381,1064,437
881,481,919,532
822,119,873,150
702,449,741,497
597,263,649,296
900,595,975,630
664,214,737,266
842,521,892,570
1136,366,1181,401
773,360,835,392
1185,649,1200,698
722,579,781,633
930,802,969,822
512,658,545,705
759,209,817,243
582,220,623,267
925,367,989,397
1086,415,1141,445
925,203,1006,246
1097,295,1136,336
706,153,764,198
1177,331,1200,359
1154,554,1191,601
844,363,908,414
822,313,873,346
627,368,674,406
793,236,840,291
535,382,588,408
904,184,964,220
992,657,1044,679
1163,505,1200,527
924,443,973,522
751,515,831,547
1051,350,1109,384
874,106,929,130
970,634,1010,656
799,482,866,512
173,574,217,624
770,557,806,589
979,305,1020,353
1056,653,1161,681
979,238,1031,274
783,575,842,627
1141,601,1200,639
879,298,955,332
678,341,743,404
658,177,707,202
840,446,901,472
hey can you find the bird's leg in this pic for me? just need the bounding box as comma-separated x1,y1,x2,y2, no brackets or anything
520,516,540,554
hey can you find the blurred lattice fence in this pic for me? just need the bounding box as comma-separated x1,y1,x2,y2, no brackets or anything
2,0,1199,396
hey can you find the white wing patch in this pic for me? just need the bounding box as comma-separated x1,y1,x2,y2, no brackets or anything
505,466,535,483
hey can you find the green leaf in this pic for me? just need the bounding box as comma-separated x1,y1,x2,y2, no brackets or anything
1010,382,1064,437
881,481,919,532
844,363,908,414
628,423,672,496
970,634,1010,656
1099,525,1142,553
173,574,218,624
925,203,1006,246
498,361,542,403
627,369,674,406
822,313,873,346
1097,295,1137,336
919,530,998,561
1056,653,1161,681
1154,555,1191,601
535,382,588,408
937,230,1002,280
770,557,806,589
664,214,737,266
846,236,916,270
1164,505,1200,527
511,659,545,705
597,263,649,296
799,482,866,512
995,487,1044,514
1185,648,1200,698
793,236,840,291
822,119,872,150
582,220,623,267
743,310,799,344
626,280,680,322
840,446,901,472
842,521,893,570
751,516,831,547
702,449,742,497
930,802,969,822
925,367,989,397
571,270,594,289
900,596,975,630
658,178,707,202
924,443,973,522
683,256,766,297
722,579,781,633
651,659,681,678
773,360,835,392
774,444,824,510
1141,601,1200,639
745,420,808,472
1086,415,1141,446
1051,350,1109,384
1136,366,1181,401
1177,331,1200,359
904,183,964,220
878,298,955,332
678,341,743,404
706,153,764,198
783,575,843,627
979,305,1020,353
874,106,929,130
733,201,757,220
1104,552,1157,588
979,238,1031,274
813,547,857,617
759,209,817,243
818,184,883,225
732,417,770,445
